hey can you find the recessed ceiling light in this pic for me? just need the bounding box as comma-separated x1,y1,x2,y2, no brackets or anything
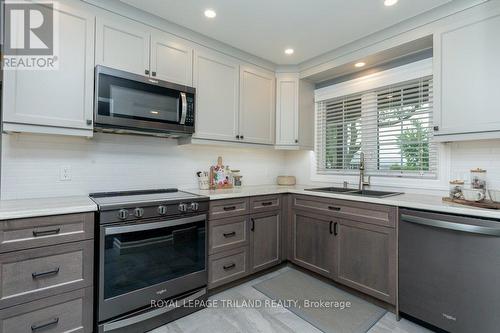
284,48,294,55
384,0,398,6
354,62,366,68
204,9,216,18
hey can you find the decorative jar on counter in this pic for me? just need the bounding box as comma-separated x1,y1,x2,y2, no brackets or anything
449,180,465,199
470,168,487,191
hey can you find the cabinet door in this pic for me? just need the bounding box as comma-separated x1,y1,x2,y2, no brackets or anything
250,211,281,273
95,14,150,76
335,219,396,304
298,80,315,149
2,2,94,135
434,11,500,139
275,75,299,146
193,49,240,142
150,30,193,86
239,65,275,144
290,210,335,278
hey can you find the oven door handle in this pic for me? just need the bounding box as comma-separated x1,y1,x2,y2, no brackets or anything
179,92,187,125
104,214,206,235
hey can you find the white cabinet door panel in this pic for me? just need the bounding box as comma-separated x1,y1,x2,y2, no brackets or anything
239,65,275,145
150,30,193,86
2,2,94,133
193,49,239,142
276,76,298,146
434,12,500,138
95,15,150,76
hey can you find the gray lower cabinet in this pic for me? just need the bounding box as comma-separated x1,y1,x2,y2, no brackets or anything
0,212,94,332
208,247,249,289
335,219,396,304
290,209,335,278
249,210,281,273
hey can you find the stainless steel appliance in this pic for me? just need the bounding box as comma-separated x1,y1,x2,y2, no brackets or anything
94,66,195,137
90,189,209,333
399,209,500,333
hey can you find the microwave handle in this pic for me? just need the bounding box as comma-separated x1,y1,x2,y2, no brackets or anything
180,92,187,125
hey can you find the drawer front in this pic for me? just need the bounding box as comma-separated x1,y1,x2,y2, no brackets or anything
0,240,93,309
208,247,248,289
250,195,281,213
209,216,248,255
293,195,396,227
0,213,94,253
209,198,249,220
0,287,93,333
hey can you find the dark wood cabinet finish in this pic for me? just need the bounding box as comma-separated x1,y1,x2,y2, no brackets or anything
290,209,336,278
0,287,93,333
249,211,281,273
209,198,250,220
0,213,94,253
209,216,249,254
208,247,249,289
250,195,281,213
335,219,396,304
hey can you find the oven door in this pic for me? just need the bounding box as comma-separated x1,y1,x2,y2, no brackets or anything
95,66,195,134
98,214,207,322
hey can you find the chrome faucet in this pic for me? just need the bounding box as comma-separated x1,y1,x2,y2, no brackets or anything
358,152,370,191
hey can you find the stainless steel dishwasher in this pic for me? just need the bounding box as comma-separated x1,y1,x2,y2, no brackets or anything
399,209,500,333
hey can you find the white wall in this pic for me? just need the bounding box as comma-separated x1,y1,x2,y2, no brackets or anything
1,133,286,200
285,140,500,196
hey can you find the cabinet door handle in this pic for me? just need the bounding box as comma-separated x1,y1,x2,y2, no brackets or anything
223,263,236,270
295,139,299,143
329,221,333,234
328,206,341,211
145,69,150,75
223,231,236,238
334,222,338,236
236,135,240,139
152,71,157,77
433,126,439,131
31,317,59,331
32,267,60,279
240,135,244,139
223,206,236,211
261,201,273,206
251,218,255,231
86,119,93,126
32,228,61,237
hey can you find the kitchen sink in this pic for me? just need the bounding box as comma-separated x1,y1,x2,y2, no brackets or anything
305,187,403,198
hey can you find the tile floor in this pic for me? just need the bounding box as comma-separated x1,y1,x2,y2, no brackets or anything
150,267,431,333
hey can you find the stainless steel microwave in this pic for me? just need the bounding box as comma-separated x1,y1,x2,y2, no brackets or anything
94,66,195,137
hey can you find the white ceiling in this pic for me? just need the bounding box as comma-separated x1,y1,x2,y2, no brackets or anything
120,0,451,65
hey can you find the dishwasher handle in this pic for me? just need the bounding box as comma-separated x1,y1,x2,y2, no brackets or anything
401,214,500,236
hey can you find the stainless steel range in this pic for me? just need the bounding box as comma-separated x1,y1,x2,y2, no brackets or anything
90,189,209,333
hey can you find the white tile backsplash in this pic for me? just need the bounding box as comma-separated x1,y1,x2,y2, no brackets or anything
1,133,286,199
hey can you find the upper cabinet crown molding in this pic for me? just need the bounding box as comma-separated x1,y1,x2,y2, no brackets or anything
2,0,95,137
433,7,500,142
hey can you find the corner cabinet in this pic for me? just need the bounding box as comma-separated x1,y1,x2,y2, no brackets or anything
96,13,193,86
275,73,314,150
2,1,95,137
249,211,281,273
433,5,500,141
239,65,276,145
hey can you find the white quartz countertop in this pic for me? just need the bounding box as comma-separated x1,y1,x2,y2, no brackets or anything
0,196,97,220
186,185,500,220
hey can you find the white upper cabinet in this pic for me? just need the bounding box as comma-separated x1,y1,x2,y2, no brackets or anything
275,74,314,150
192,48,240,142
150,30,193,86
433,9,500,141
2,1,95,137
95,14,150,76
239,65,275,145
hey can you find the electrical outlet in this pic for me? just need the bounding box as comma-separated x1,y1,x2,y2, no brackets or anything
60,166,71,181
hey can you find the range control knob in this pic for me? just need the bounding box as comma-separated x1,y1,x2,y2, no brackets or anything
190,202,199,211
134,208,145,218
118,209,129,220
158,205,168,215
178,203,188,213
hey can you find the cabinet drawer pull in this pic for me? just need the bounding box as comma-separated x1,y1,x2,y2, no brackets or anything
223,206,236,211
223,263,236,270
32,228,61,237
261,201,273,206
223,231,236,238
32,267,60,279
31,317,59,331
334,222,338,236
328,206,341,211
